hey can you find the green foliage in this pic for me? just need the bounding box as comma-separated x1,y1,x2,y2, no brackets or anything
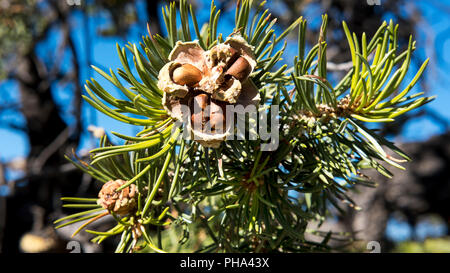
0,0,41,79
55,0,433,252
392,237,450,253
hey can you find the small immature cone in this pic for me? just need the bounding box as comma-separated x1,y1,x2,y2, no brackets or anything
98,179,137,215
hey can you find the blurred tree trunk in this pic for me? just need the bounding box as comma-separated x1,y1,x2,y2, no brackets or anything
0,0,163,253
147,0,162,34
1,1,84,252
2,51,82,253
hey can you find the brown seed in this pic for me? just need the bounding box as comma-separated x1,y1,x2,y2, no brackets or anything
226,47,240,68
226,56,251,81
209,100,226,133
191,93,209,130
172,63,202,86
191,112,204,130
192,93,209,110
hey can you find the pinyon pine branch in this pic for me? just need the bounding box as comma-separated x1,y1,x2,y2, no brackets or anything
54,0,433,253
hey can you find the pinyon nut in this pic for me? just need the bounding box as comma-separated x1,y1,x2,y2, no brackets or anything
191,93,209,130
192,93,209,110
171,63,202,86
190,94,226,133
209,100,226,133
191,111,204,130
226,56,252,81
226,47,240,68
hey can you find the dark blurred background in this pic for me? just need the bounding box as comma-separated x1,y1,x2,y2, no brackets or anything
0,0,449,253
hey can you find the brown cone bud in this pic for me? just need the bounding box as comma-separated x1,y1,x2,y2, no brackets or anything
98,179,137,215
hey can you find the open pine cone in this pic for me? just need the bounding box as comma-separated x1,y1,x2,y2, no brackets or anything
97,179,137,215
158,35,260,148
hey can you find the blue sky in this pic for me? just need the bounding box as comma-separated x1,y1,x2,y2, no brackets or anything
1,0,449,176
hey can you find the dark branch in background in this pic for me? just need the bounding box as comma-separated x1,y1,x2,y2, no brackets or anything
146,0,162,34
53,0,83,142
0,103,21,113
83,1,95,126
2,0,83,253
30,128,70,172
9,162,79,187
